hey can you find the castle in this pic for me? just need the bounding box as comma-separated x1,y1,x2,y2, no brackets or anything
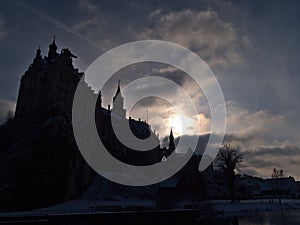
15,38,82,121
0,39,210,211
15,38,175,164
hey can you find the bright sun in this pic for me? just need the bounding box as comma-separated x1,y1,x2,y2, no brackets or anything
169,116,182,135
168,115,196,136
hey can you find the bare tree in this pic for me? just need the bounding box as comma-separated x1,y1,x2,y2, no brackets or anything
216,144,243,202
272,168,285,179
271,168,286,206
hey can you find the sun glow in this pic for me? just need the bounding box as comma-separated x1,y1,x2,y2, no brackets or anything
168,115,197,136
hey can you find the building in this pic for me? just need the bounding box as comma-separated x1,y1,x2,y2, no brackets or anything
0,38,209,211
15,38,177,165
296,181,300,198
15,37,83,122
260,177,297,198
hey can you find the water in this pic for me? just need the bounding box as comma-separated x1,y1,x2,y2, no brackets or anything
202,210,300,225
55,209,300,225
2,209,300,225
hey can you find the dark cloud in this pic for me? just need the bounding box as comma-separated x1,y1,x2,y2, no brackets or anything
243,146,300,158
224,133,256,143
138,9,249,67
100,62,189,107
237,145,300,179
130,97,171,111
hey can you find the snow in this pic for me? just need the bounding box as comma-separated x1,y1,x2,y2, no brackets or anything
1,199,300,218
211,199,300,216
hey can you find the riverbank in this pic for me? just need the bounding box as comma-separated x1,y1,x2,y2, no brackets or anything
0,209,201,225
210,199,300,217
1,199,300,220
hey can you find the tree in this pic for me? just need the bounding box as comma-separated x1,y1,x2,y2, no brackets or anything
272,168,285,179
215,144,243,202
271,168,286,206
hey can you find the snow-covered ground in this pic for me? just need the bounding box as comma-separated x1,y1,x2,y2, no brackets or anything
211,199,300,216
1,198,300,218
0,199,157,217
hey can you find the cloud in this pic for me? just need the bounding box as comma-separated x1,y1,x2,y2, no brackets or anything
78,0,98,14
98,61,211,139
0,16,7,40
98,61,298,181
128,95,211,139
214,101,300,179
72,2,249,68
16,1,101,51
152,66,178,74
224,101,298,147
138,9,250,67
244,145,300,158
73,0,138,50
0,99,15,123
240,145,300,180
66,1,300,180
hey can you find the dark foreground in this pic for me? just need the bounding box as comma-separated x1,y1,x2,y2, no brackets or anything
1,209,300,225
0,209,203,225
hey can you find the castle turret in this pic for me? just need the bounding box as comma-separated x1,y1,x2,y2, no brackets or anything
15,38,83,121
168,128,175,152
112,81,126,118
35,46,41,59
48,36,58,61
33,46,42,65
113,80,121,102
96,91,102,108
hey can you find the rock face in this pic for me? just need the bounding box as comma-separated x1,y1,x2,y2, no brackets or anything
0,39,95,212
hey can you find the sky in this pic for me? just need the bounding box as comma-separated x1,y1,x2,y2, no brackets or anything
0,0,300,179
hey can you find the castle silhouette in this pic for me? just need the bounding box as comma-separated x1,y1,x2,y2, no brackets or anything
0,38,208,211
14,38,175,165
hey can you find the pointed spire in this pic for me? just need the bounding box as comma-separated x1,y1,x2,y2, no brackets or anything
51,35,56,47
113,80,122,102
170,127,174,139
48,36,58,60
116,80,121,95
49,36,57,50
112,80,126,118
96,91,102,108
168,127,175,153
35,46,41,58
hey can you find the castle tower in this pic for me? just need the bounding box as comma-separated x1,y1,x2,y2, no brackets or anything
48,36,58,61
112,81,126,118
162,128,176,158
168,128,175,152
35,47,42,59
15,38,83,121
96,91,102,108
